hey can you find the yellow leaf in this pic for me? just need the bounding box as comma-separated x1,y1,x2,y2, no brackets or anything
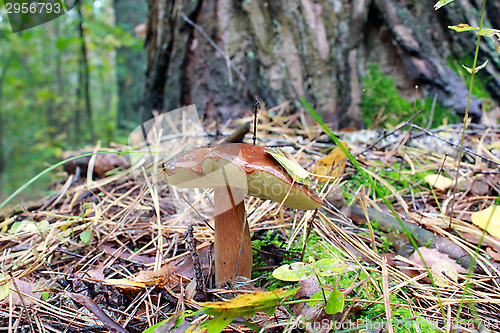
103,278,149,290
197,288,297,316
310,142,349,182
431,260,458,286
471,205,500,238
185,324,208,333
462,60,488,74
266,148,311,184
104,265,178,290
487,141,500,150
0,274,11,301
425,174,454,191
448,23,477,32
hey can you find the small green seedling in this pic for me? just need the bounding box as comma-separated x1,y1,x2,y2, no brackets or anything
272,257,355,315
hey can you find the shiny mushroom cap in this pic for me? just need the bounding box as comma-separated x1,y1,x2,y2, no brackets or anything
164,143,322,210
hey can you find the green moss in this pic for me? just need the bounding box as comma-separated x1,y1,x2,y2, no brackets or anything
251,230,305,288
361,64,459,128
353,292,441,332
380,235,390,252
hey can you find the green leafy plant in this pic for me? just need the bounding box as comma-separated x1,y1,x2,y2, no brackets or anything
272,257,354,315
144,289,298,333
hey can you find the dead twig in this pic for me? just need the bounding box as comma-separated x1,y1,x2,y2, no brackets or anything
184,224,207,301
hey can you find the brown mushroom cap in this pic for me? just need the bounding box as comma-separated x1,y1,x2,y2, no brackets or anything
164,143,322,210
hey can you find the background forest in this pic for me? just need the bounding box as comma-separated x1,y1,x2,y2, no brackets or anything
0,0,147,200
0,0,499,201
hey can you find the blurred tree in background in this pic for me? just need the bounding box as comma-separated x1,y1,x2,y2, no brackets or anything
114,0,147,130
0,0,142,200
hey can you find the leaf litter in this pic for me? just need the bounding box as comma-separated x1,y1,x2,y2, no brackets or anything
0,104,500,331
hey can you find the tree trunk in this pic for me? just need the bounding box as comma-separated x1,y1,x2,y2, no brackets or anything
114,0,148,130
0,57,11,193
77,1,94,141
142,0,500,128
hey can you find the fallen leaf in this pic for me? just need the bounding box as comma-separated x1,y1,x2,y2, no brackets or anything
424,174,454,191
409,248,465,286
9,220,49,235
471,205,500,238
430,260,458,286
104,265,178,290
0,274,11,301
62,151,130,178
184,279,197,301
293,276,333,330
198,288,297,314
486,247,500,261
310,142,349,182
272,258,354,282
0,278,41,305
197,288,297,333
266,147,311,185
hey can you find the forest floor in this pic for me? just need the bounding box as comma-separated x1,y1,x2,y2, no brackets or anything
1,106,500,333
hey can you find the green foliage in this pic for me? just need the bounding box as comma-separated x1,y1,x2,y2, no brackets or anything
272,257,354,281
354,293,441,332
380,234,390,252
308,289,344,315
251,230,306,287
361,64,459,128
272,256,353,319
449,57,495,105
344,161,431,202
0,0,137,200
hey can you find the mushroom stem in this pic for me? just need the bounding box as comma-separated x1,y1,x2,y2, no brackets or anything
214,186,252,285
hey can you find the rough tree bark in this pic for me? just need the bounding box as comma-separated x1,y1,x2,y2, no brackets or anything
142,0,500,128
114,0,148,130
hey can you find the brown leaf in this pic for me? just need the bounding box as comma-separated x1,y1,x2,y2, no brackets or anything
410,248,466,286
0,278,40,305
486,247,500,262
292,276,332,332
184,279,197,301
104,265,179,291
310,142,349,182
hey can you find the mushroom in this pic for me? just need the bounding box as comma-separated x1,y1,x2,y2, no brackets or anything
163,143,322,285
